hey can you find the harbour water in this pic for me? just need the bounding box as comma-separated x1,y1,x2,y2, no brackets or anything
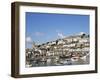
26,54,89,67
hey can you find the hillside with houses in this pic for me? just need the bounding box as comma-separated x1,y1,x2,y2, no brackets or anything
26,32,90,67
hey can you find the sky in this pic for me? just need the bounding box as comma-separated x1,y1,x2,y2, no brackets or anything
25,12,89,48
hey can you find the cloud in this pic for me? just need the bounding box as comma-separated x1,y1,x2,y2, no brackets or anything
26,36,32,43
34,32,44,36
57,33,65,38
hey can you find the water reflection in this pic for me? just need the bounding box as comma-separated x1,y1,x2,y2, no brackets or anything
26,54,89,67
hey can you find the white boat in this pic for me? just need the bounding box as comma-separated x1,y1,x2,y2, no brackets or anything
71,56,79,61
